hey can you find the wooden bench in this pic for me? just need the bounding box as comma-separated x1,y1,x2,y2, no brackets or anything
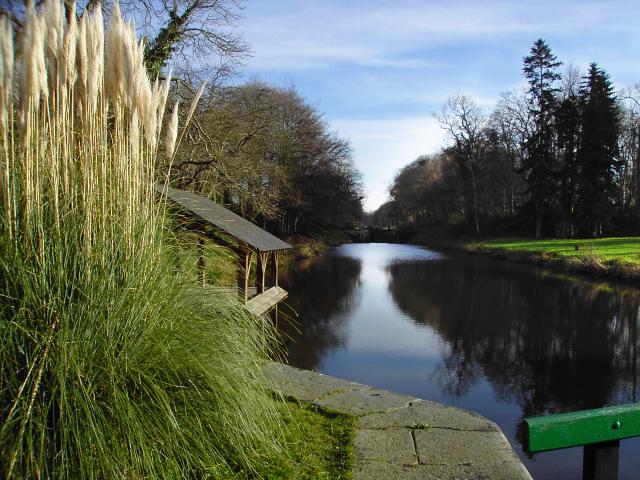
245,286,288,317
524,403,640,480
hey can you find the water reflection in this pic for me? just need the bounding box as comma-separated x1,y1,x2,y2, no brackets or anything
279,254,362,370
387,257,640,415
281,244,640,479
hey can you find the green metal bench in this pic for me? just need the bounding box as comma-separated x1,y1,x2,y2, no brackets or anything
524,403,640,480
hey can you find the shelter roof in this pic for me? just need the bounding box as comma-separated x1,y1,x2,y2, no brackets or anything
156,185,292,252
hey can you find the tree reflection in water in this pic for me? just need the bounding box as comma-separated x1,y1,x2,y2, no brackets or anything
280,245,640,477
387,256,640,422
278,254,362,370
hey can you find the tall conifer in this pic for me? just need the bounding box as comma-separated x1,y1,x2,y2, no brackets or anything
522,39,561,238
576,63,620,236
556,93,581,236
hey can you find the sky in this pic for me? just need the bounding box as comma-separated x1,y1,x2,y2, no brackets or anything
235,0,640,212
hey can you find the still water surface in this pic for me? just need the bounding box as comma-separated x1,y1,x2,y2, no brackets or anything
279,243,640,480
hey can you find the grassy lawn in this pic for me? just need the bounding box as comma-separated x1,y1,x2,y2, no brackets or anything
239,399,355,480
475,237,640,265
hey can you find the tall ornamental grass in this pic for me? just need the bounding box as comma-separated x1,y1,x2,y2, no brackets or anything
0,2,283,478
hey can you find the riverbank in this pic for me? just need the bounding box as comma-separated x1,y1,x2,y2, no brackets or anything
265,363,532,480
285,230,355,261
408,232,640,284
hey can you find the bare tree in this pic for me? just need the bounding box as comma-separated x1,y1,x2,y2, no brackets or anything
620,85,640,212
435,94,486,234
490,89,532,216
121,0,249,78
0,0,249,80
560,62,582,100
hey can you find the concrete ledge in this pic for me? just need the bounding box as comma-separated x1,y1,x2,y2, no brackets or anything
264,363,532,480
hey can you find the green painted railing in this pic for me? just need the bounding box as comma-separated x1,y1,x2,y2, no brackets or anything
524,403,640,480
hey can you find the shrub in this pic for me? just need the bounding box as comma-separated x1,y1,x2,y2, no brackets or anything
0,2,282,478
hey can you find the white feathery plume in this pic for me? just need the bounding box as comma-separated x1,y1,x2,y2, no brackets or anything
36,14,49,101
44,0,64,84
126,37,157,148
0,16,13,133
172,82,206,167
104,1,124,102
84,6,104,117
155,69,172,140
0,14,13,236
144,77,160,146
58,10,76,199
120,22,141,111
164,100,179,160
75,11,88,117
0,16,13,91
20,0,48,120
62,12,77,88
185,82,206,130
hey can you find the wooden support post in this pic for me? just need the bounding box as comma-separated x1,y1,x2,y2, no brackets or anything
243,251,252,303
257,252,269,294
197,237,205,287
236,251,244,294
274,252,279,287
256,253,263,293
263,253,269,290
583,441,619,480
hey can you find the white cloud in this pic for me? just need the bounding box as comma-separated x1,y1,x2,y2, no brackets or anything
241,0,638,72
331,116,446,211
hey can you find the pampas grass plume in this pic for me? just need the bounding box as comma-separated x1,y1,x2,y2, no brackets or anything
84,6,103,116
20,0,48,120
165,100,179,160
44,0,63,80
0,16,13,131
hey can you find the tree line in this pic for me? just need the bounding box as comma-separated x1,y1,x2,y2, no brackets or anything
372,39,639,239
168,81,364,236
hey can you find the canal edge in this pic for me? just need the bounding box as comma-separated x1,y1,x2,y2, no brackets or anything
264,363,533,480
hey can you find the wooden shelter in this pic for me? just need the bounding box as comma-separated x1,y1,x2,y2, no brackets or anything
156,185,292,317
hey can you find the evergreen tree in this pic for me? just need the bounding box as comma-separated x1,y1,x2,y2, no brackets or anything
556,93,581,237
575,64,620,236
522,39,562,238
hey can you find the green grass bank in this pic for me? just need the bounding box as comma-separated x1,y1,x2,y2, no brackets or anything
464,237,640,282
244,399,355,480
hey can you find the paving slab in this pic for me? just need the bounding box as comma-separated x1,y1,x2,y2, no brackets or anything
355,459,531,480
424,461,533,480
354,428,417,465
353,461,439,480
315,387,418,415
263,363,367,401
414,428,521,466
359,400,499,432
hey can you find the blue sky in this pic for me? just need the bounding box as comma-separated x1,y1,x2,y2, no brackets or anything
235,0,640,211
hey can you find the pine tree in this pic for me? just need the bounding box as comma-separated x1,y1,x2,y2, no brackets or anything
575,64,620,236
522,39,562,238
556,93,581,237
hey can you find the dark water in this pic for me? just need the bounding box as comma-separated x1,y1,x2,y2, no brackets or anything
278,243,640,480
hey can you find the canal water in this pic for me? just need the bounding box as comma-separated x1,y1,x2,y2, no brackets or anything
278,243,640,480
